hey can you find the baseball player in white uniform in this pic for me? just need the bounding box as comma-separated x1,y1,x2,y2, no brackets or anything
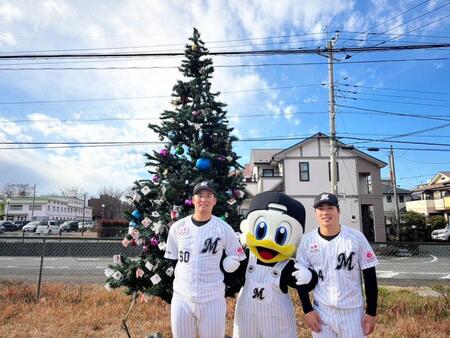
164,180,246,338
295,192,378,338
230,192,318,338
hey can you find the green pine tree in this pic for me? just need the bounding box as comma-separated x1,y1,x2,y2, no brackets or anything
106,28,245,303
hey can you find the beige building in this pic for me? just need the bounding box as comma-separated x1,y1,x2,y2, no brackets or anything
381,179,411,226
406,171,450,223
243,133,387,241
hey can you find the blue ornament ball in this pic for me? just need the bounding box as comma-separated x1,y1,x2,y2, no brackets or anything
129,220,137,227
131,209,142,219
195,157,212,171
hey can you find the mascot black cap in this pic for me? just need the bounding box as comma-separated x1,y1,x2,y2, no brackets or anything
247,191,306,233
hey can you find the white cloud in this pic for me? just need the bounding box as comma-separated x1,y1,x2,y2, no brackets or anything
283,105,295,120
0,3,22,22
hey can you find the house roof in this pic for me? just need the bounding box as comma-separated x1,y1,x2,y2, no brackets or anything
250,149,282,164
382,185,411,195
429,171,450,185
271,132,387,168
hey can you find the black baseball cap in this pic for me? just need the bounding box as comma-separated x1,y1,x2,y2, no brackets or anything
313,192,339,208
247,192,306,232
193,181,216,195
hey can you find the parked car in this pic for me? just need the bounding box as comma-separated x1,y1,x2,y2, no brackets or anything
60,221,78,232
0,224,4,234
14,220,30,230
22,221,40,232
0,221,17,231
78,222,95,231
431,225,450,241
36,220,60,235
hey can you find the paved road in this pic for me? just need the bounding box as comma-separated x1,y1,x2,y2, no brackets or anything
0,254,449,285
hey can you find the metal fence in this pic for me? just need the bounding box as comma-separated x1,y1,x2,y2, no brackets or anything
0,235,449,296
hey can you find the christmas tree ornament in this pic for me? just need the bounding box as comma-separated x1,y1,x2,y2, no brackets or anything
136,268,145,278
170,209,179,219
226,155,233,162
121,196,133,205
151,211,160,218
129,220,137,227
227,197,237,205
104,283,112,292
159,148,169,157
163,169,169,176
142,245,148,254
165,266,174,277
150,237,159,246
193,123,201,130
175,146,184,155
192,110,201,117
184,198,193,207
140,186,151,196
158,242,166,251
150,273,162,285
131,210,142,219
122,237,130,247
192,42,198,51
226,189,233,197
233,189,245,199
168,131,176,139
158,135,164,141
112,271,123,280
141,217,152,228
195,157,211,171
216,155,226,162
104,268,114,278
152,175,160,183
145,261,155,271
133,192,141,203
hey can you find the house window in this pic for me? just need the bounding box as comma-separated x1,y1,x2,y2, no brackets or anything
387,196,392,203
30,205,42,211
328,162,340,182
299,162,310,181
262,169,274,177
9,205,23,211
399,196,404,203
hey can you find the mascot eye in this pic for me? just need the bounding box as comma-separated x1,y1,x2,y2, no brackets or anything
275,223,291,245
254,218,268,240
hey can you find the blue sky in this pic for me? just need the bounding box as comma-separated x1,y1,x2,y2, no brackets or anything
0,0,449,197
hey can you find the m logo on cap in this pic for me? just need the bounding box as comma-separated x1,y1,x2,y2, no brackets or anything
320,193,330,201
200,181,208,187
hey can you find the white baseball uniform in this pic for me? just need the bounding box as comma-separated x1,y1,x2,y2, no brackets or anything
165,215,245,338
296,225,378,338
233,253,297,338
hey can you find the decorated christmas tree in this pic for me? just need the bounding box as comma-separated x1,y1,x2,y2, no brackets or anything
105,28,246,305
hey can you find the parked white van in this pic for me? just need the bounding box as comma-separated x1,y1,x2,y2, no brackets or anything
36,220,60,235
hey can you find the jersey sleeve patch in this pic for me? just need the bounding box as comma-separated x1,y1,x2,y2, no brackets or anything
236,246,245,257
363,250,376,263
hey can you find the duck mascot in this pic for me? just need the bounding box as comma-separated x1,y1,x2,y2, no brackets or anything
229,191,317,338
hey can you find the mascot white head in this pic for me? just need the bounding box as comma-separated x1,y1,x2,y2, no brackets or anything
240,191,306,264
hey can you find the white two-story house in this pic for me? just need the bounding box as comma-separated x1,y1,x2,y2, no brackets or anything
243,133,387,241
406,171,450,223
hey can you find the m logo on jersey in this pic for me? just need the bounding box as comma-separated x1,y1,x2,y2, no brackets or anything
201,237,220,254
336,251,355,270
252,287,265,300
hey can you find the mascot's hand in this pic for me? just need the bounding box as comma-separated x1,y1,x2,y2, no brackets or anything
292,263,312,285
222,255,241,273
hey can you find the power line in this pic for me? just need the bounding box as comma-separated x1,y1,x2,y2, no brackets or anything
336,95,450,108
1,56,449,71
1,43,450,59
340,83,450,96
338,89,450,103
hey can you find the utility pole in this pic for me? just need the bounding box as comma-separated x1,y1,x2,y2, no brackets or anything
81,193,86,236
328,34,339,195
31,184,36,220
389,145,401,240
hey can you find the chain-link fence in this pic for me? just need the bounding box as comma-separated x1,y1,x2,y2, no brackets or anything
0,235,449,296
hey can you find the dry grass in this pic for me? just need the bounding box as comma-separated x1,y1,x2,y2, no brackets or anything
0,281,448,338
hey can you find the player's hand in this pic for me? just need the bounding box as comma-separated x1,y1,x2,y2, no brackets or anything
363,314,376,335
304,311,323,333
292,263,312,285
222,255,241,273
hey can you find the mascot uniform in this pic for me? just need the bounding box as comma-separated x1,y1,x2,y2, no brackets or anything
231,192,318,338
